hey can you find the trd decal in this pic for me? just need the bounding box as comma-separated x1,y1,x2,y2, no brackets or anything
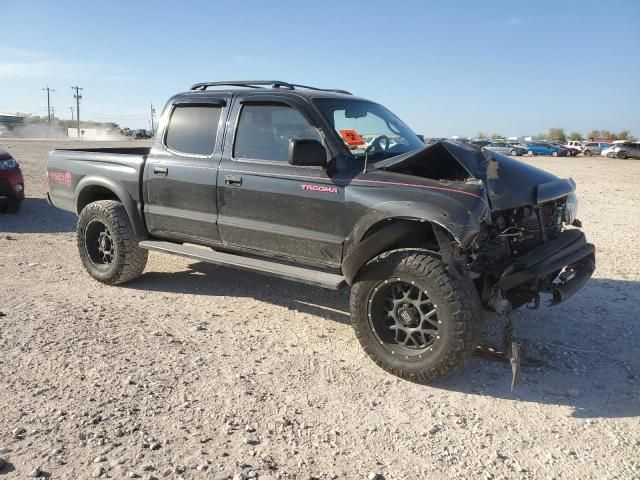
48,171,72,187
301,184,338,193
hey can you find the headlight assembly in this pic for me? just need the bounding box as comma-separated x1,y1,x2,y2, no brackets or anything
564,193,578,225
0,158,17,169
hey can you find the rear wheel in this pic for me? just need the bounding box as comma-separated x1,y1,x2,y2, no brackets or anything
617,151,628,159
350,250,480,383
77,200,148,285
527,150,535,156
510,149,518,156
584,150,592,156
552,151,558,157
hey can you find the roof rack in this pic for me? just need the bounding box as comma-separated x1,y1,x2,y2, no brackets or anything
190,80,352,95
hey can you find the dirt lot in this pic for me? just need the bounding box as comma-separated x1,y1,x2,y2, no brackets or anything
1,139,638,480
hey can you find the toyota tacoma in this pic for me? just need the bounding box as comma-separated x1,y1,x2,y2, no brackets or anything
46,80,595,382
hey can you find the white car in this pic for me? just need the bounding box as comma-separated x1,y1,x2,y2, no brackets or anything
565,140,585,152
601,145,617,157
602,140,629,157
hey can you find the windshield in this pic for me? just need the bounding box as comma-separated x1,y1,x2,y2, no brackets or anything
313,98,425,161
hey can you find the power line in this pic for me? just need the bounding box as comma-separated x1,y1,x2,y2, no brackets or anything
71,86,83,138
42,86,55,127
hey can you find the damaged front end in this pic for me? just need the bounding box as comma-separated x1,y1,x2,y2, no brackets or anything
376,141,595,313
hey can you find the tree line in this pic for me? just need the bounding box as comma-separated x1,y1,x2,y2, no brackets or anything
477,129,637,143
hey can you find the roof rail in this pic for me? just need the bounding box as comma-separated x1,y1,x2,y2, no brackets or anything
190,80,351,95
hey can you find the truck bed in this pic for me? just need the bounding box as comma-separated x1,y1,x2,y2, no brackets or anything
47,147,148,220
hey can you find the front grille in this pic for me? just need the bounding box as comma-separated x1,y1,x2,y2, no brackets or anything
509,200,564,255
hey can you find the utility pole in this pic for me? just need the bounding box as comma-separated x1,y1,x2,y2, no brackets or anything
150,103,156,133
42,86,55,127
69,107,74,122
50,106,55,120
71,86,83,138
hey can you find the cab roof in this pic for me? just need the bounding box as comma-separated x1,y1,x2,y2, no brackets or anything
176,80,366,102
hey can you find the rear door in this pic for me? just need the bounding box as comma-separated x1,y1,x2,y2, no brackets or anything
143,94,229,243
216,95,345,267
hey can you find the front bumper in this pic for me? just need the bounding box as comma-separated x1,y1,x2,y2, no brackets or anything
498,229,595,306
0,169,25,200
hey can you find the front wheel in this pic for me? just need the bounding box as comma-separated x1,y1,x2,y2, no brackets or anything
584,150,592,156
510,149,518,156
617,151,628,159
527,150,535,156
552,151,558,157
0,198,22,214
350,250,480,383
77,200,148,285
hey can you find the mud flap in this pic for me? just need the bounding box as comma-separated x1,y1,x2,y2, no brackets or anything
508,340,521,390
475,317,522,390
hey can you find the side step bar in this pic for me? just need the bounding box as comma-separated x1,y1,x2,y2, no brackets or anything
139,240,346,290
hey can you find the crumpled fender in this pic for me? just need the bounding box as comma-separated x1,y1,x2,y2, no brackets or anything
341,198,488,284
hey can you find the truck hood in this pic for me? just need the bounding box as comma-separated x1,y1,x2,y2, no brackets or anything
374,141,575,210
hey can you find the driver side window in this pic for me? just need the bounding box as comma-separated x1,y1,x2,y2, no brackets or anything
234,104,321,163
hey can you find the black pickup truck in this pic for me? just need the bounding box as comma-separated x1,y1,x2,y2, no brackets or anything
47,80,595,383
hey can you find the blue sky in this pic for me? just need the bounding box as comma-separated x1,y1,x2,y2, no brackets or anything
1,0,638,136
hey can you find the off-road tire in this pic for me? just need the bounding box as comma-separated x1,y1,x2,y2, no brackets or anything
350,250,481,383
77,200,148,285
0,198,21,214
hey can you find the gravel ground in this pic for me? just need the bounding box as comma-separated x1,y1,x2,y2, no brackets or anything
0,139,638,480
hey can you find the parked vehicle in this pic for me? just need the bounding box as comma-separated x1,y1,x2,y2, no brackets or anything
46,80,595,383
613,142,640,159
582,142,612,156
484,142,527,156
469,140,492,147
566,140,585,152
132,129,152,139
0,147,24,213
525,142,567,157
602,144,617,157
550,142,577,157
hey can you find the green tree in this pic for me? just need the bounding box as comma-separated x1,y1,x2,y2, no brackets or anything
476,132,488,140
586,130,602,140
616,130,637,141
490,133,503,140
547,128,566,143
568,131,583,141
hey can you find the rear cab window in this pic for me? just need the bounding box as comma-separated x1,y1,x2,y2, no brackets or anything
164,105,222,156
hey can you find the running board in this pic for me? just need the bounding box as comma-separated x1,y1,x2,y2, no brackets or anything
139,240,345,290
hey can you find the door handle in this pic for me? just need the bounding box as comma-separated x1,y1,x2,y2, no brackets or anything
225,175,242,186
153,166,168,176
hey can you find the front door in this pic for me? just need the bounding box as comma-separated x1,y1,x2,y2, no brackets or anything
144,95,228,243
217,98,345,267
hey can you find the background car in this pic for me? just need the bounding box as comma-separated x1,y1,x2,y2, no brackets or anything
602,144,617,157
614,142,640,159
583,142,612,156
0,147,24,213
566,140,585,152
484,142,527,156
132,129,153,139
549,142,577,156
525,142,567,157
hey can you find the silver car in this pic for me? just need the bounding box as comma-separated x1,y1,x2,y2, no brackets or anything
483,142,526,156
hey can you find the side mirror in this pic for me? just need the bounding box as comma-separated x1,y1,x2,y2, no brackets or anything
288,139,327,167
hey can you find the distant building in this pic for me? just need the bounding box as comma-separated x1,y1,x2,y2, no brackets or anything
0,114,25,133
